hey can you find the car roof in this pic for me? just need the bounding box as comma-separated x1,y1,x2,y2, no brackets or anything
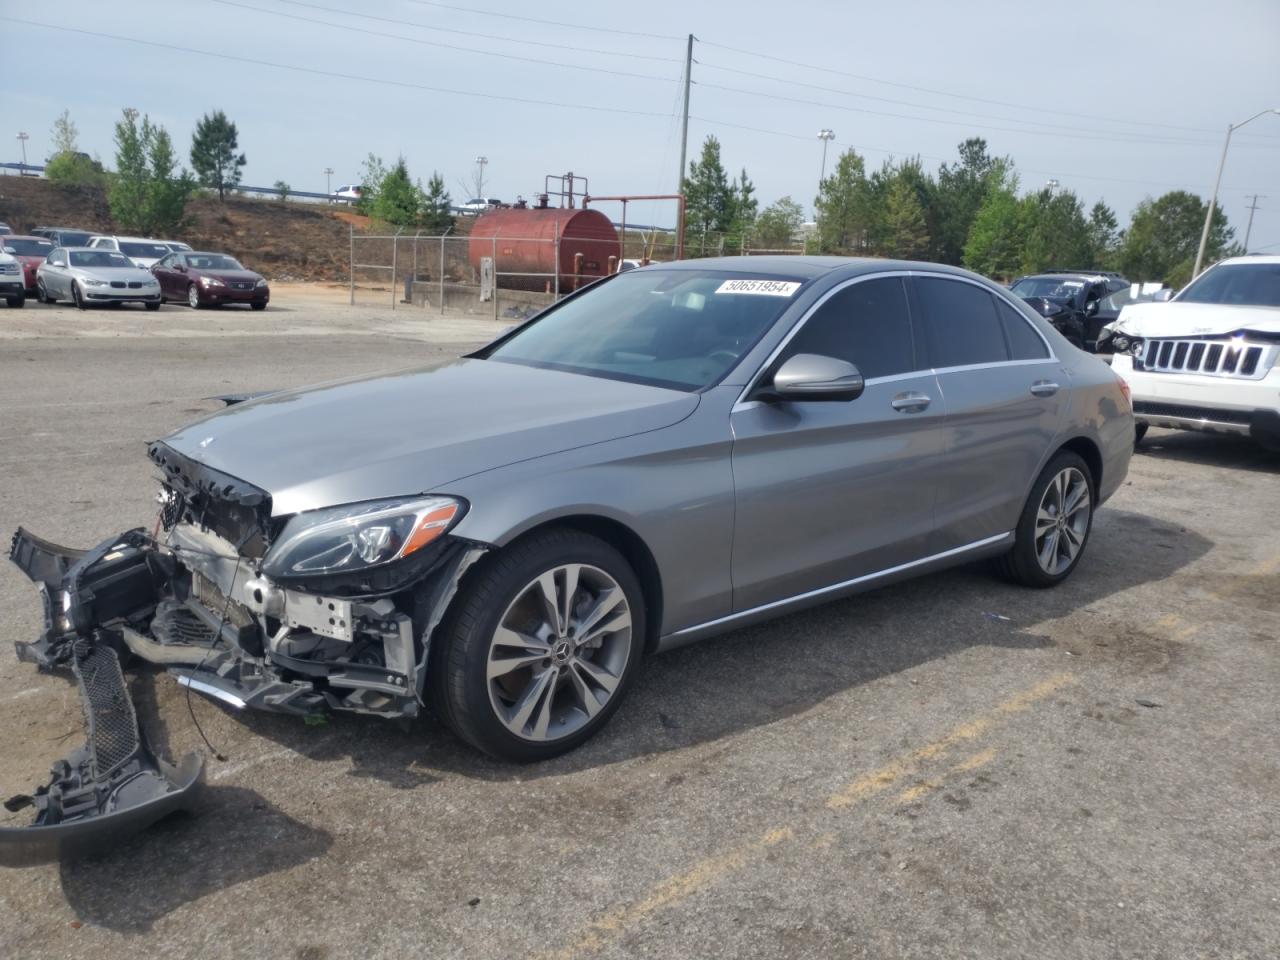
186,251,238,258
1216,254,1280,266
648,255,986,282
4,234,53,242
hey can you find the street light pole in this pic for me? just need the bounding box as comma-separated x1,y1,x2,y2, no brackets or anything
323,167,334,202
1192,108,1280,279
816,129,835,222
16,132,29,176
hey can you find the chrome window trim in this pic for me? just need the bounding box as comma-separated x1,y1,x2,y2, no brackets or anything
667,531,1014,639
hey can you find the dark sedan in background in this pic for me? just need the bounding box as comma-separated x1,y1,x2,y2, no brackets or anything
1010,271,1130,351
30,226,95,248
151,250,270,309
1,235,55,293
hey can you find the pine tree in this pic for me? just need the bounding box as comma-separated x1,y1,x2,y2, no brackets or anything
883,178,930,259
682,136,733,252
189,110,246,200
419,172,454,232
814,148,871,253
110,110,151,231
371,157,420,226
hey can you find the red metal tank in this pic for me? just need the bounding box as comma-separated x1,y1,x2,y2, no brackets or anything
468,207,620,291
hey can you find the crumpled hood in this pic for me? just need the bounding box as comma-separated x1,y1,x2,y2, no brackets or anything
1112,301,1280,337
161,358,699,516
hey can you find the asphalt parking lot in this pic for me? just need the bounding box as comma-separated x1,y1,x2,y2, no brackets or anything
1,296,1277,960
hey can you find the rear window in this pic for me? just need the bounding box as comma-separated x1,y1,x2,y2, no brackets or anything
58,231,93,246
997,300,1050,360
5,239,54,256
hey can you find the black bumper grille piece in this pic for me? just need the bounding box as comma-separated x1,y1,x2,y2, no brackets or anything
73,644,141,778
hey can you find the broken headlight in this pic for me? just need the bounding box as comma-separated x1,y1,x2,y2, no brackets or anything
261,496,464,579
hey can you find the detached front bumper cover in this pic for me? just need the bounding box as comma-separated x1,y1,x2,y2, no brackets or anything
1,529,203,867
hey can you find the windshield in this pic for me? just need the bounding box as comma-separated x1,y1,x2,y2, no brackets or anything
167,242,192,251
119,241,171,259
6,239,54,256
187,254,244,270
484,269,805,391
1177,262,1280,308
70,250,134,269
1010,277,1087,300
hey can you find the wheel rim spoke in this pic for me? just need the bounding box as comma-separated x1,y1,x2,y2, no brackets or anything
487,562,631,743
1038,529,1060,571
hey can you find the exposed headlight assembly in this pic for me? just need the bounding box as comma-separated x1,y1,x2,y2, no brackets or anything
262,496,464,579
200,276,226,288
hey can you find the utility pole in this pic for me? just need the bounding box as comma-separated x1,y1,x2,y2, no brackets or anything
474,156,488,199
16,132,28,176
1243,194,1264,251
323,167,334,202
816,129,835,218
676,34,693,196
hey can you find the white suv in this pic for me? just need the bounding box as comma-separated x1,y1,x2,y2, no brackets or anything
87,235,175,269
1109,255,1280,450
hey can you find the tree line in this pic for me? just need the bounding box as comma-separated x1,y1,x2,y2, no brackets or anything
683,135,1237,287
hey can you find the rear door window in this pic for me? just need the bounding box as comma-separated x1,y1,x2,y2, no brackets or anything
779,276,916,379
912,276,1010,368
996,299,1050,360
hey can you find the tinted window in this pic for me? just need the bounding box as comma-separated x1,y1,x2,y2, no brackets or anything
6,238,54,256
59,231,92,246
120,241,171,259
780,277,915,379
485,269,802,391
997,300,1050,360
913,277,1009,367
70,250,133,268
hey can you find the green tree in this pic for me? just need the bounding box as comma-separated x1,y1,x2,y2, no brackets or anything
1116,191,1233,286
882,177,931,259
814,148,872,253
962,185,1025,279
752,197,804,249
934,138,1012,264
110,110,151,231
356,153,388,216
1018,188,1093,273
274,180,291,202
682,136,734,252
370,157,420,226
145,125,194,234
419,172,454,232
45,109,105,189
726,168,757,252
189,110,246,200
1086,201,1120,268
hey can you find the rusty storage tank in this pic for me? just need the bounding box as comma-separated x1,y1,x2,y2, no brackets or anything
469,207,620,292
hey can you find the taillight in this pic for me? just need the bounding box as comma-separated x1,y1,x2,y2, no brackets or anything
1115,371,1131,410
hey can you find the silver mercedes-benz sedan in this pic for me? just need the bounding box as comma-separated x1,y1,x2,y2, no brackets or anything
4,256,1133,863
35,246,162,309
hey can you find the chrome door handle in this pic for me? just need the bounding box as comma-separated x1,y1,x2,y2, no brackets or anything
891,392,932,413
1030,380,1060,397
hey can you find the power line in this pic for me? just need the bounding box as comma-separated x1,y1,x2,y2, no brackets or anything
398,0,683,41
258,0,682,63
3,18,674,120
697,38,1280,142
211,0,680,83
696,61,1273,148
695,79,1262,149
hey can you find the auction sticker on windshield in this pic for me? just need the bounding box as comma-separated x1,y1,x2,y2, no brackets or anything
715,279,802,296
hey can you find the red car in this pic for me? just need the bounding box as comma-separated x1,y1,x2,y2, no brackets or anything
2,235,55,293
151,250,270,310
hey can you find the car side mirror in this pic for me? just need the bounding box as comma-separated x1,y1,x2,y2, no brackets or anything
762,353,865,402
1151,289,1173,302
2,246,14,254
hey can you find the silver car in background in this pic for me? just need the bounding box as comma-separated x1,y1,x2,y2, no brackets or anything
35,247,162,310
4,256,1133,863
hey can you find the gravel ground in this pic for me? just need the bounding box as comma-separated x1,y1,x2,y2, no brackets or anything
0,293,1277,960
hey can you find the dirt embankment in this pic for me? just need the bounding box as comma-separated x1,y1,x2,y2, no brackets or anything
0,176,355,281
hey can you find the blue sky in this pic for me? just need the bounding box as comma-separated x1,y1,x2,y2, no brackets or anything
3,0,1278,246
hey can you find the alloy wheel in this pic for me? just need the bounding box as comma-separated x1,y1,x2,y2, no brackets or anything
1034,467,1091,576
188,285,199,308
486,563,632,742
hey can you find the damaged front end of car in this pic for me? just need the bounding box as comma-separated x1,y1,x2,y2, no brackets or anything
2,441,487,866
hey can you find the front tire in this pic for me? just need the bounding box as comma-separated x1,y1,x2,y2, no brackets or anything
250,301,267,311
72,282,87,310
36,279,53,304
145,300,161,312
428,528,646,762
187,284,202,309
1134,422,1149,447
4,295,23,308
998,451,1095,588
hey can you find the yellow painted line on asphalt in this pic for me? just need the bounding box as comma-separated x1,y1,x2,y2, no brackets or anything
827,672,1073,809
896,747,997,805
543,673,1073,960
543,827,795,960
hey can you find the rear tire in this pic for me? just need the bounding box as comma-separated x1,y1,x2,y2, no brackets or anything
998,450,1095,588
427,528,646,762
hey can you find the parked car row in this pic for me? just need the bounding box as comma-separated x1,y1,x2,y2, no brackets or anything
0,222,268,310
